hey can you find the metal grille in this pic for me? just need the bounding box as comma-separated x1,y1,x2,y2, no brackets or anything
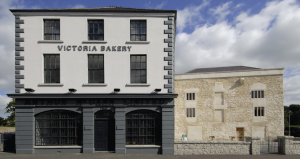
126,110,161,145
35,110,83,146
260,137,279,154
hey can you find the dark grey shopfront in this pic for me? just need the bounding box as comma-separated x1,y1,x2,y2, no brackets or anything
8,93,177,155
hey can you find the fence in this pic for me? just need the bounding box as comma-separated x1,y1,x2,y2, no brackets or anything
0,132,15,152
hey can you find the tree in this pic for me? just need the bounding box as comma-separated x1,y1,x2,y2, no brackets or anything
289,104,300,125
5,98,15,126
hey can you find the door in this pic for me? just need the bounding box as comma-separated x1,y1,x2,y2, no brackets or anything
95,120,108,151
94,110,115,151
236,128,244,141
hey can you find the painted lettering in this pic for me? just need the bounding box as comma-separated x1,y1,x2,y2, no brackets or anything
101,46,105,51
78,46,82,51
127,46,132,51
92,46,97,51
67,46,71,51
122,46,126,51
106,46,111,51
72,46,77,51
117,46,121,51
83,46,88,51
58,45,63,51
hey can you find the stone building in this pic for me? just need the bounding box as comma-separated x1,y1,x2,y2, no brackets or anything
174,66,284,141
8,7,177,154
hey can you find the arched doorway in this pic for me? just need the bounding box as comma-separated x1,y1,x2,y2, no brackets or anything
94,110,115,151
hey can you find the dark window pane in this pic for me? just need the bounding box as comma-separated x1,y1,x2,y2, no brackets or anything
130,35,135,41
88,28,93,34
130,21,135,27
261,91,264,98
255,107,257,116
141,35,146,41
261,107,264,116
44,20,60,40
141,77,146,83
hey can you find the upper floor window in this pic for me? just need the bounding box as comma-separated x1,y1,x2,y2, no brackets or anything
254,107,264,116
44,20,60,40
130,55,146,83
130,20,146,41
44,55,60,83
251,90,264,98
186,108,195,117
186,93,195,100
88,20,104,40
88,55,104,83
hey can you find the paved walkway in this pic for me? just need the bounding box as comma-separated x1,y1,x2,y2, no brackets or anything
0,152,299,159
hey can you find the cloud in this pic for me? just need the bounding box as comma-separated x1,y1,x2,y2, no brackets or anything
175,0,300,105
144,1,167,9
177,0,209,33
0,95,11,118
70,4,85,8
155,2,166,9
235,3,244,8
209,1,232,22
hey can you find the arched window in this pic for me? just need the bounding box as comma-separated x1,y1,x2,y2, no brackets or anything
35,110,82,146
126,110,161,145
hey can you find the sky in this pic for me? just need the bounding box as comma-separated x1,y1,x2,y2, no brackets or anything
0,0,300,118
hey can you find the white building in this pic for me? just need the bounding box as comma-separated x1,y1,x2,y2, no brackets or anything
8,7,177,155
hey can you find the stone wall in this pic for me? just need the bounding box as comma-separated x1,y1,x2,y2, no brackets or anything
175,74,284,141
0,127,15,133
174,140,251,155
278,136,300,155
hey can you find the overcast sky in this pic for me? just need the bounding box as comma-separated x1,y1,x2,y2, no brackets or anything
0,0,300,118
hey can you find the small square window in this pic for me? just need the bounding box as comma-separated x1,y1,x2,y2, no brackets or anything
186,93,195,100
186,108,195,117
254,107,264,116
251,90,264,98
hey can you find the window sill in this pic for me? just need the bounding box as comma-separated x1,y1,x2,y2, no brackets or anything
38,83,64,86
34,146,82,149
126,83,151,86
83,83,107,86
126,145,161,148
82,40,107,43
125,41,150,44
38,40,64,43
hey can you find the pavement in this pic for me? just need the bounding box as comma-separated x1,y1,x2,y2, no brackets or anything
0,152,300,159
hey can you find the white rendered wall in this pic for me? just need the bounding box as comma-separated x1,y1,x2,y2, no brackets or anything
19,13,172,93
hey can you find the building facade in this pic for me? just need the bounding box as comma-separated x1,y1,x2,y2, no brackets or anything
8,7,177,154
174,66,284,141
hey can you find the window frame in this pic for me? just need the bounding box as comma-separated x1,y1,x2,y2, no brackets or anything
186,108,195,117
87,20,104,41
251,90,264,98
186,93,195,100
130,20,147,41
254,107,265,117
88,54,104,83
130,55,147,83
35,110,83,146
126,110,162,145
44,54,60,83
44,19,60,40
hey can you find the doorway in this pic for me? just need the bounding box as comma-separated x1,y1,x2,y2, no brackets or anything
94,110,115,151
236,128,244,141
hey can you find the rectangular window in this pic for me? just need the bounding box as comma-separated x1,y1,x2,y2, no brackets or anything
186,108,195,117
254,107,265,116
88,20,104,40
251,90,264,98
44,55,60,83
186,93,195,100
130,55,146,83
88,55,104,83
130,20,146,41
44,20,60,40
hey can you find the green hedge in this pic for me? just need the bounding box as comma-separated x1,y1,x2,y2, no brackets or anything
285,125,300,137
